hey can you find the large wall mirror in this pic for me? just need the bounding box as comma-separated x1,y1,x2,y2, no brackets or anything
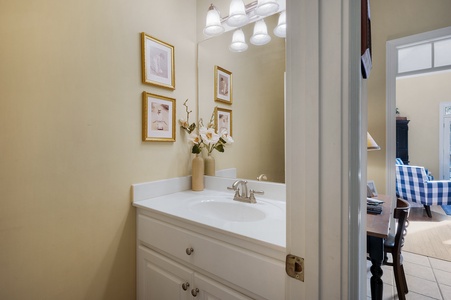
197,13,286,183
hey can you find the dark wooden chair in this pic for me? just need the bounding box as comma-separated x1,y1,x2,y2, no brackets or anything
383,198,410,300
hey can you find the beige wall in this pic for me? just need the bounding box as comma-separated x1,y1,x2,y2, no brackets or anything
197,14,285,183
397,71,451,177
368,0,451,193
0,0,196,299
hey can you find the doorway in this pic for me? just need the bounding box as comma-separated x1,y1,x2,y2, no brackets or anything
386,26,451,199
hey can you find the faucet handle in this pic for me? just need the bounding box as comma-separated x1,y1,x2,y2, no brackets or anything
257,174,268,181
249,189,264,203
250,189,264,195
227,186,241,199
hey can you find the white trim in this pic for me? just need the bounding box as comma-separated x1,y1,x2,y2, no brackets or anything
285,0,362,298
286,0,318,297
389,26,451,48
349,1,367,299
386,39,398,205
439,103,451,180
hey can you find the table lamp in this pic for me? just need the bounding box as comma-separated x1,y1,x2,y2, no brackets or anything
367,132,380,151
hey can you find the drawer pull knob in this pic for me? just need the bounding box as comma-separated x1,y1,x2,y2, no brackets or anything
191,288,199,297
185,247,194,255
182,282,190,291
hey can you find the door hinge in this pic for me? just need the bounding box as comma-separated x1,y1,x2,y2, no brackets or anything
286,254,304,282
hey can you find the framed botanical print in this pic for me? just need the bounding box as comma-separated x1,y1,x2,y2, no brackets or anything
214,65,232,104
215,107,232,136
141,32,175,90
142,92,175,142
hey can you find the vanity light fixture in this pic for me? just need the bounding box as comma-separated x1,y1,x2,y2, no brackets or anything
229,29,249,52
255,0,279,17
226,0,249,27
273,11,286,38
250,19,271,46
203,1,286,51
204,4,225,37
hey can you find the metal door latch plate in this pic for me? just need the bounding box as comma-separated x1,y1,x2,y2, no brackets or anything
286,254,304,282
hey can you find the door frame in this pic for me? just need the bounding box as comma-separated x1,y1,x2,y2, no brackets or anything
440,103,451,179
285,0,365,298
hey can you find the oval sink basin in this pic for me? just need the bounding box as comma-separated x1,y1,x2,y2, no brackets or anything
190,200,266,222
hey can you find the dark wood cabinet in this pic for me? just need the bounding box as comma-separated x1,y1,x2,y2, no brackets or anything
396,119,410,164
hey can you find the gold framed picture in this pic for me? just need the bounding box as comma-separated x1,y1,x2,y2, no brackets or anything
141,32,175,90
215,107,233,136
214,65,232,104
142,92,176,142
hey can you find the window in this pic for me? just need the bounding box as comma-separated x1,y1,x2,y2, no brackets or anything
398,43,432,73
397,37,451,75
434,38,451,67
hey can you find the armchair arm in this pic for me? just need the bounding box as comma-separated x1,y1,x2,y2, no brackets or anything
425,180,451,206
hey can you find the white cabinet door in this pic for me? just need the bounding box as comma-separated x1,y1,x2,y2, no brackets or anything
193,273,253,300
138,246,253,300
138,246,192,300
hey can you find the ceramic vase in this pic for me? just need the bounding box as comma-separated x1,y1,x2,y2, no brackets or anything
192,154,204,191
204,153,215,176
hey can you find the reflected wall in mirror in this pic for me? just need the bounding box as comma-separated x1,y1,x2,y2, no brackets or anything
198,13,285,183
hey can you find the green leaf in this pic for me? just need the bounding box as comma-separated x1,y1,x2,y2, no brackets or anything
188,123,196,133
192,144,201,154
214,144,225,152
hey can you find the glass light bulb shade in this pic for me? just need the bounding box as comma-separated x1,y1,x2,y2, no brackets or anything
203,6,224,36
273,11,286,38
226,0,249,27
229,29,248,52
250,20,271,46
255,0,279,17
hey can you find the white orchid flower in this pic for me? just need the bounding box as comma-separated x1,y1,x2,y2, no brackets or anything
219,129,234,144
188,132,202,145
179,118,189,129
200,127,219,145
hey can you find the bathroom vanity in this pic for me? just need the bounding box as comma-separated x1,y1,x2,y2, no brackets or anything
132,176,286,300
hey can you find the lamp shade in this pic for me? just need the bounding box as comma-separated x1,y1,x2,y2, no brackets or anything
203,4,225,37
367,132,381,151
255,0,279,17
250,19,271,46
229,29,248,52
273,11,286,38
226,0,249,27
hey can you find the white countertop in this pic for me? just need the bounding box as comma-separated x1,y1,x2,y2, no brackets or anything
132,178,286,248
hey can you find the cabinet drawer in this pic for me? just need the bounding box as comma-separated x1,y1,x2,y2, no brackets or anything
138,214,285,300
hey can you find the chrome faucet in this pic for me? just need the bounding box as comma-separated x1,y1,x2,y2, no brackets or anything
227,180,264,203
233,180,248,198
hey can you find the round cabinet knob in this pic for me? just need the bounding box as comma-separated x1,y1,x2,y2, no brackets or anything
191,288,200,297
181,282,190,291
185,247,194,255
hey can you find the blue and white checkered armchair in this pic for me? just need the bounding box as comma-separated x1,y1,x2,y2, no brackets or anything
395,164,451,218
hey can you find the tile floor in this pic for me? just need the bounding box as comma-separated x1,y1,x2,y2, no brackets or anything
367,251,451,299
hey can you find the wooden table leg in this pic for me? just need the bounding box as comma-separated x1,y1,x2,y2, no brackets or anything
367,236,384,300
